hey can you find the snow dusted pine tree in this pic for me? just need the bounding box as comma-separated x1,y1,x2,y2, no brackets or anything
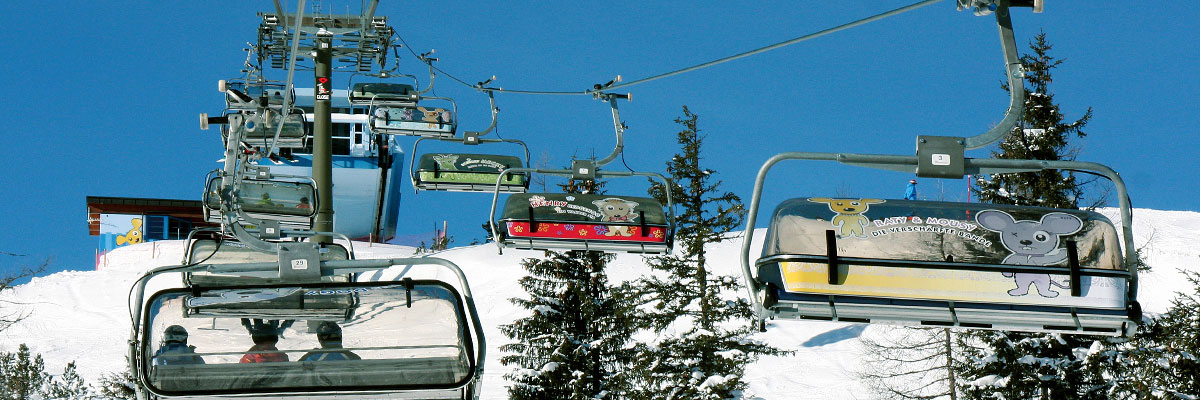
959,33,1114,399
44,361,89,399
626,106,783,399
500,178,638,399
0,344,47,400
1095,270,1200,398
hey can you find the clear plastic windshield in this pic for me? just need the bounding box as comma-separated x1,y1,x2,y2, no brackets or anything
142,283,472,395
762,198,1122,269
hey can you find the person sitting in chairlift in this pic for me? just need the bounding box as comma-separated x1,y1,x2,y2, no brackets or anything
154,325,205,365
257,193,277,207
297,197,311,209
299,321,361,362
240,319,292,363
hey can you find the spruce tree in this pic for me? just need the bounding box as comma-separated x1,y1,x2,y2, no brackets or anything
1093,270,1200,398
974,32,1093,209
958,33,1112,399
500,178,637,399
95,358,138,400
0,344,47,400
626,106,782,399
45,361,89,399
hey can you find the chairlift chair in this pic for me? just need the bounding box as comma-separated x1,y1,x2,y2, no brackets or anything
129,256,486,399
408,91,532,193
348,79,458,138
743,181,1139,336
486,90,675,254
207,80,311,150
412,148,530,193
740,0,1139,336
202,170,319,230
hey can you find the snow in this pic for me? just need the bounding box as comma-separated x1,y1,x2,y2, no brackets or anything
1,207,1198,399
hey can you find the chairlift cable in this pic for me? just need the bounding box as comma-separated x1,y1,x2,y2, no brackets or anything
603,0,942,92
396,0,941,96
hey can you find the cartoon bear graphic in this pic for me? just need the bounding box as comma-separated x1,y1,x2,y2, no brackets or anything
116,218,143,246
976,210,1084,298
808,198,885,239
592,198,640,237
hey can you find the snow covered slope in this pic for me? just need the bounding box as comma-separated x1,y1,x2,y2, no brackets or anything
2,208,1197,399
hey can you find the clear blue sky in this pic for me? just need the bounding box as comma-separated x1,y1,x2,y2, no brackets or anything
1,1,1196,279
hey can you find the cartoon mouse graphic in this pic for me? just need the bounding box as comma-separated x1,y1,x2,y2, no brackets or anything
976,209,1083,298
808,198,885,239
593,198,640,237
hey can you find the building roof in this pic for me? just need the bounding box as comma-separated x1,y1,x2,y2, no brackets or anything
86,196,211,236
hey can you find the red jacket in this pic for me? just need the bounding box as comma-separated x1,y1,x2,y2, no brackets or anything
240,343,288,363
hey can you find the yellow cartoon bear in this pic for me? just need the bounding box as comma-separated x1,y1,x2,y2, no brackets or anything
116,218,144,246
808,198,885,239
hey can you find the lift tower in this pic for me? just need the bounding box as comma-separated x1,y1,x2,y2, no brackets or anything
256,0,395,242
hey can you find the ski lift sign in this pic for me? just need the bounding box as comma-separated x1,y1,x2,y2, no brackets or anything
315,77,331,101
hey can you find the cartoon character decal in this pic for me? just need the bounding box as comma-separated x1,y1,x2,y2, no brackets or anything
592,198,640,237
116,218,143,246
432,154,460,170
976,210,1083,298
808,198,885,239
417,107,448,128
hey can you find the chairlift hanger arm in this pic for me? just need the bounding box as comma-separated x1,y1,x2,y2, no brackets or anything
962,0,1026,150
466,89,500,138
415,52,439,96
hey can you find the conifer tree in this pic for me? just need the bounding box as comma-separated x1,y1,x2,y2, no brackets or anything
1090,270,1200,398
626,106,782,399
958,33,1112,399
0,344,47,400
974,32,1093,209
95,359,138,400
45,361,89,399
500,178,637,399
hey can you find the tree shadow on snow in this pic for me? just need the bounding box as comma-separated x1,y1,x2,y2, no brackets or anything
800,324,867,347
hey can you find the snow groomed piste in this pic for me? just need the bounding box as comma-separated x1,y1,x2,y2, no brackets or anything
126,0,1143,398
